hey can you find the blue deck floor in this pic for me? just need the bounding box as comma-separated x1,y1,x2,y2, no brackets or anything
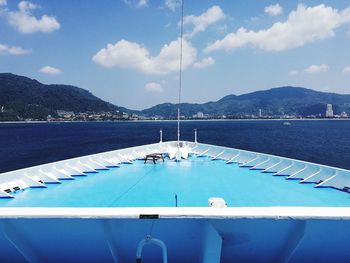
2,156,350,207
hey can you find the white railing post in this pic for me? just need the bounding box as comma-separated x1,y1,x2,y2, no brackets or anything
194,129,198,143
160,129,163,143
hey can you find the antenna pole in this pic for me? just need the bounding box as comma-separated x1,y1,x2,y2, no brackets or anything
177,0,184,147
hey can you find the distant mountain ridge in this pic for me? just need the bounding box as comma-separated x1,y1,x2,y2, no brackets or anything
141,86,350,117
0,73,130,120
1,73,350,120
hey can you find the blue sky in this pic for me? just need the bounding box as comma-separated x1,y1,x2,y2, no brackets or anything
1,0,350,110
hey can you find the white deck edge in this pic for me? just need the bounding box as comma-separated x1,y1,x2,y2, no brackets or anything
197,142,350,173
0,207,350,219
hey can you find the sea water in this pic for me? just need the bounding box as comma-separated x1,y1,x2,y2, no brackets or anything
1,120,350,173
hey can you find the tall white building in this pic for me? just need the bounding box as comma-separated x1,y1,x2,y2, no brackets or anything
259,109,262,118
326,104,334,118
195,112,204,118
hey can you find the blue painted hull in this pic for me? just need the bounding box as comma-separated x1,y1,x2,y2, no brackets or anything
1,217,350,263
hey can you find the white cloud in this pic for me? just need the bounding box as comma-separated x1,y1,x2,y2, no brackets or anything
137,0,148,8
288,69,298,76
264,3,283,16
193,57,215,69
343,66,350,75
144,82,163,92
304,64,329,74
39,66,61,75
164,0,181,12
6,1,60,33
123,0,148,8
0,43,30,55
205,4,350,53
0,0,7,6
183,5,226,37
92,38,197,75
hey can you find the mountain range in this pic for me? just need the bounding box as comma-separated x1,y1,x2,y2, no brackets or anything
142,86,350,117
1,73,349,120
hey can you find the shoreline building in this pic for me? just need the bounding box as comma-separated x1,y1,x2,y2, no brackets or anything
326,104,334,118
193,112,204,119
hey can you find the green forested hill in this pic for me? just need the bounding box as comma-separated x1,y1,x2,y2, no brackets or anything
0,73,129,120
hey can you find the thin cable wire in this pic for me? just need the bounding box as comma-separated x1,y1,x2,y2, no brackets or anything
149,219,155,236
177,0,184,147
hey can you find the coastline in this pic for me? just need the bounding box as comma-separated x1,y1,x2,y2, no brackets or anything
0,118,350,124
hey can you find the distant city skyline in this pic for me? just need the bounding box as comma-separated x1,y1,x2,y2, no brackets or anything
1,0,350,110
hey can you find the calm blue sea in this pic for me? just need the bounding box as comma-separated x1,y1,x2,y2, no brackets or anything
0,120,349,173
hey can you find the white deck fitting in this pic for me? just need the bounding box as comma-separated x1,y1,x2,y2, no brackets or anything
265,160,293,173
132,150,145,159
67,162,93,173
190,145,206,154
226,153,240,164
37,171,61,184
1,141,350,199
206,149,223,158
253,157,279,170
250,157,270,169
0,183,13,198
287,166,307,179
96,157,116,167
316,175,337,187
100,157,121,167
274,163,294,176
76,161,96,172
290,165,320,180
263,159,283,173
52,167,75,179
302,167,336,184
180,147,190,159
0,189,13,198
105,157,121,166
235,153,257,165
197,148,210,157
54,164,85,176
220,151,238,161
88,159,108,169
65,164,85,175
211,151,225,160
239,156,259,167
243,155,268,167
278,162,305,176
300,170,321,183
167,147,177,159
117,154,133,164
126,154,137,161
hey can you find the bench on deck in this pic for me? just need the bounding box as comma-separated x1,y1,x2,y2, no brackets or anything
144,153,164,164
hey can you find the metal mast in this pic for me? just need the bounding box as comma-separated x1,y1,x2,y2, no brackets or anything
177,0,184,147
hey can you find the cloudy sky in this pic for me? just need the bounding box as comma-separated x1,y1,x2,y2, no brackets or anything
1,0,350,109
